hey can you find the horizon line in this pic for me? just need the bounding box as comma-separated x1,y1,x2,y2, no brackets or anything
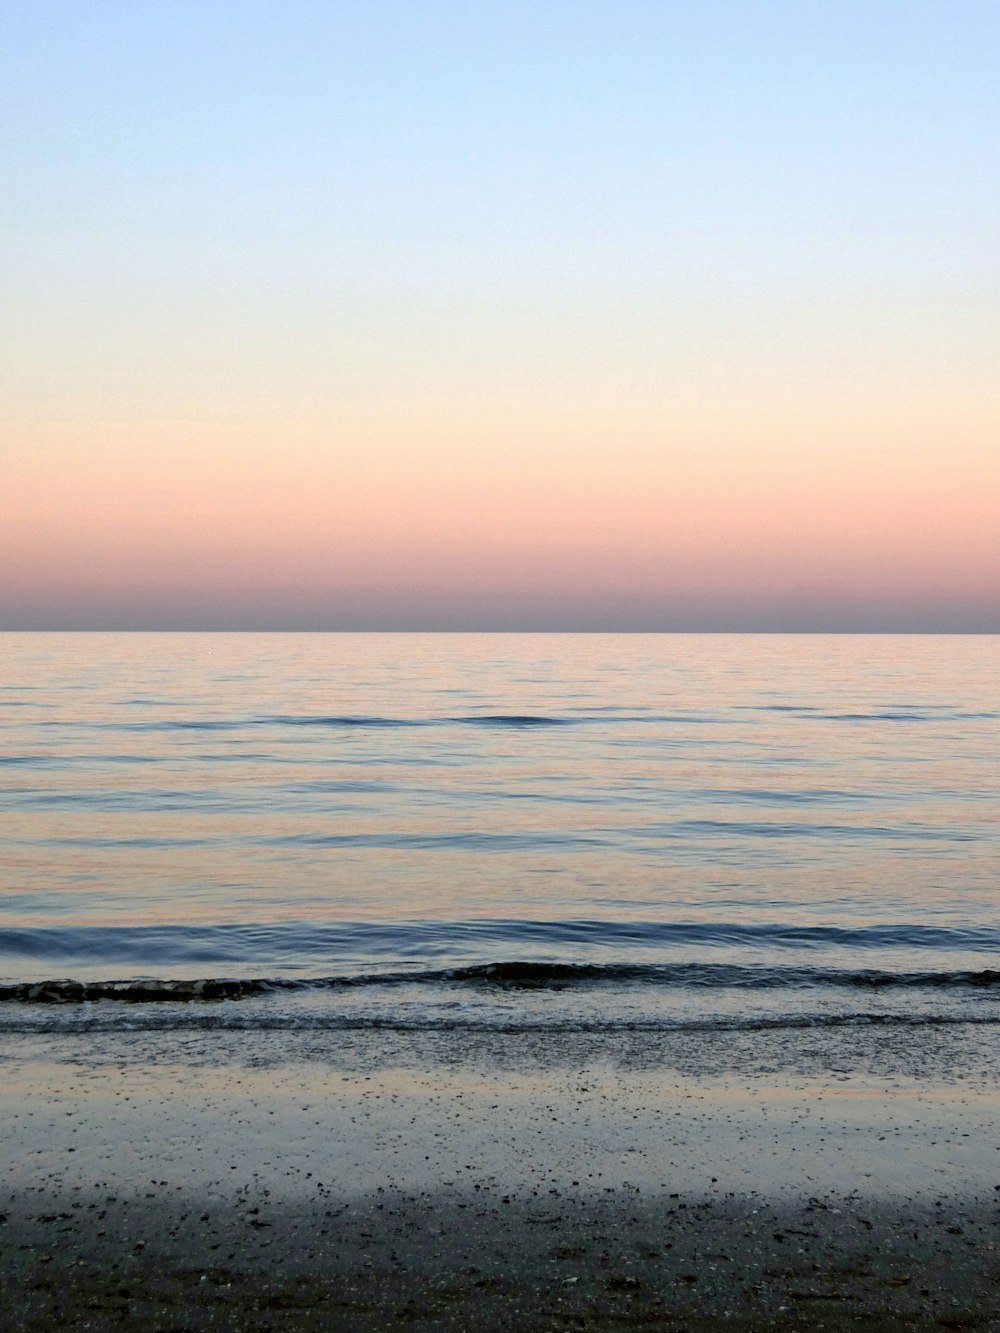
2,627,999,637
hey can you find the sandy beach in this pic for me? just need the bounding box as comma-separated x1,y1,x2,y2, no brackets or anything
3,1021,999,1329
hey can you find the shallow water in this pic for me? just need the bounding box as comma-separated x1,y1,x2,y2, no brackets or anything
2,632,998,1033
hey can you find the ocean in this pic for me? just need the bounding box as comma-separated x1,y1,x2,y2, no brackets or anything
2,632,998,1039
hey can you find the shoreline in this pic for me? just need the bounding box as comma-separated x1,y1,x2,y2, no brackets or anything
3,1023,1000,1328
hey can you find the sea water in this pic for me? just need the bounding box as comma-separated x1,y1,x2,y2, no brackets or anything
1,632,998,1037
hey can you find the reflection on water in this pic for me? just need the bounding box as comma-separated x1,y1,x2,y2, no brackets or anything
0,633,998,1003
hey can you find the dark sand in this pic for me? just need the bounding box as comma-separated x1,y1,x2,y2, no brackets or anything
5,1187,1000,1330
3,1022,1000,1328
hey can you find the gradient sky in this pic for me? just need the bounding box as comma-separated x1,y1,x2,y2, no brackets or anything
3,1,998,630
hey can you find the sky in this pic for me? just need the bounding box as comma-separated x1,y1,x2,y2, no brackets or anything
2,0,998,631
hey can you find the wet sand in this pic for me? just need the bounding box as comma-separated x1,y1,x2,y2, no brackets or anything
3,1023,1000,1328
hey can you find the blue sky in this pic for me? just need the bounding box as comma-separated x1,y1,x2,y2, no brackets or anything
3,2,998,629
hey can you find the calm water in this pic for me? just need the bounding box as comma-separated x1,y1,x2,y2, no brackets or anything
1,633,998,1034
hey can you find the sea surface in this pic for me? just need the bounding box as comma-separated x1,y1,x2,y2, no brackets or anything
1,632,998,1038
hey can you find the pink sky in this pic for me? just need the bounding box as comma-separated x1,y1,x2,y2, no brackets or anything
4,384,998,630
4,4,998,630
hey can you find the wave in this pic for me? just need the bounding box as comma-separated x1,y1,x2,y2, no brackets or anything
744,705,1000,722
4,917,1000,965
74,713,579,733
33,707,1000,734
629,819,978,843
816,712,993,723
5,961,1000,1004
10,821,979,849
